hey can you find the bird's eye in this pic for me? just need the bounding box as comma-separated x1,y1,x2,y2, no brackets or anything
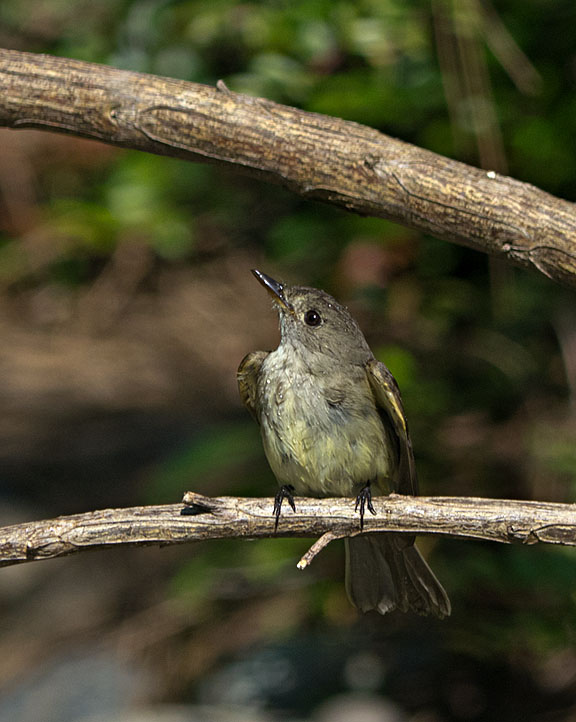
304,309,322,327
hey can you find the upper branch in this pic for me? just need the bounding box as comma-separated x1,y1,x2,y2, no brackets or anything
1,49,576,287
1,493,575,569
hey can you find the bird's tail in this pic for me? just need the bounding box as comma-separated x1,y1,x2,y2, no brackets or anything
345,533,451,618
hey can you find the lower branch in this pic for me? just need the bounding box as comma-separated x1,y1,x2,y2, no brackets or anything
0,493,575,569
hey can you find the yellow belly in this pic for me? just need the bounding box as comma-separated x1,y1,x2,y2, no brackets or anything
257,344,394,498
260,405,392,497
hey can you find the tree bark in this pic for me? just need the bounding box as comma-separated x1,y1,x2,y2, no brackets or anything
1,492,575,569
1,49,576,287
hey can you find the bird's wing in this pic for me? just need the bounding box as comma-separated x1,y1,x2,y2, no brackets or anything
365,358,418,495
237,350,268,423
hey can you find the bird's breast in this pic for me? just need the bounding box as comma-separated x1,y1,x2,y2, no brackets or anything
257,347,392,497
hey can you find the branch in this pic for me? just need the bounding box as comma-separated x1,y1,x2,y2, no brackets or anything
1,49,576,287
1,493,575,569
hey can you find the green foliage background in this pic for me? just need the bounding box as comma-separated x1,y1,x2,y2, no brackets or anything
1,1,576,720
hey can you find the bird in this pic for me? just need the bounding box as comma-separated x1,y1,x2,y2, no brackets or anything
237,269,450,617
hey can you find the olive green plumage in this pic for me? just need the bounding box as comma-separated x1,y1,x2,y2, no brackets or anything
238,270,450,618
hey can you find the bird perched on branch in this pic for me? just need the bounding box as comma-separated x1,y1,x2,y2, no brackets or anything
238,269,450,617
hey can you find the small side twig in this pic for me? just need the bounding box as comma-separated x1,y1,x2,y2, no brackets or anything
297,530,351,569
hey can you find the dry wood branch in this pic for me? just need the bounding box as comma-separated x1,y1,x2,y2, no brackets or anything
1,493,575,569
2,49,576,287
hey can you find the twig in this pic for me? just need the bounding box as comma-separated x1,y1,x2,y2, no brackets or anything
0,492,575,569
297,530,350,569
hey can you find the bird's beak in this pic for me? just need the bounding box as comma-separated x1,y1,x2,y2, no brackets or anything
252,269,293,312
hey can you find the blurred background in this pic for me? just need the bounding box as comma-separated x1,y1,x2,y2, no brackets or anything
0,1,576,720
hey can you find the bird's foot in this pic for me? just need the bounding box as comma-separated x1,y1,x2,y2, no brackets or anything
355,483,376,531
273,484,296,531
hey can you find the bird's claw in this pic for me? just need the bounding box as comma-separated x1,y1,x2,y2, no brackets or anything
355,483,376,530
273,484,296,531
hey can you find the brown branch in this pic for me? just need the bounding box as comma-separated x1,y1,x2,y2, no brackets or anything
1,492,575,569
1,49,576,287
